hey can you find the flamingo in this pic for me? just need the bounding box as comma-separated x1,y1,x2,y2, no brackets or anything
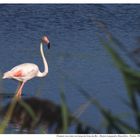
2,36,50,99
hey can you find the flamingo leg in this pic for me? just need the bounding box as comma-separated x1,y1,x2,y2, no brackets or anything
16,82,25,99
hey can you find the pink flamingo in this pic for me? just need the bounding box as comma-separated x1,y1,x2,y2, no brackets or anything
2,36,50,99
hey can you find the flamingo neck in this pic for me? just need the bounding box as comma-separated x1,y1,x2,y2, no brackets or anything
37,43,48,77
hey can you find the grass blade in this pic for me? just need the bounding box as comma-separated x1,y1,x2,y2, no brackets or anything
60,87,69,133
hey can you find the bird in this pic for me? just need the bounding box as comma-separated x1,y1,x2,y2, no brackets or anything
2,35,50,99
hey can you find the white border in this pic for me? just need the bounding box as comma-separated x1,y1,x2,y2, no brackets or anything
0,0,140,3
1,134,140,140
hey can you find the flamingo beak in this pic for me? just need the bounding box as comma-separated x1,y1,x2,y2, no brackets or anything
48,42,50,49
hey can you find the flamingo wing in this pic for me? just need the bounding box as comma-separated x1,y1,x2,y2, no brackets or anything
13,70,24,77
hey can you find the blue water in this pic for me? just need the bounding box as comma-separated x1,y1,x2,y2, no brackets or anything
0,4,140,133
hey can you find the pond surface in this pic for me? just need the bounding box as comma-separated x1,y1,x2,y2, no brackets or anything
0,4,140,133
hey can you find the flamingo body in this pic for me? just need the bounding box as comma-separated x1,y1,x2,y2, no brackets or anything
3,63,39,82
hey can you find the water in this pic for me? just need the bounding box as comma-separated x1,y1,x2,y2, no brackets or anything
0,4,140,133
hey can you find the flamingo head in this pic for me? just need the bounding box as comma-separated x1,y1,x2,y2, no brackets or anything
41,36,50,49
